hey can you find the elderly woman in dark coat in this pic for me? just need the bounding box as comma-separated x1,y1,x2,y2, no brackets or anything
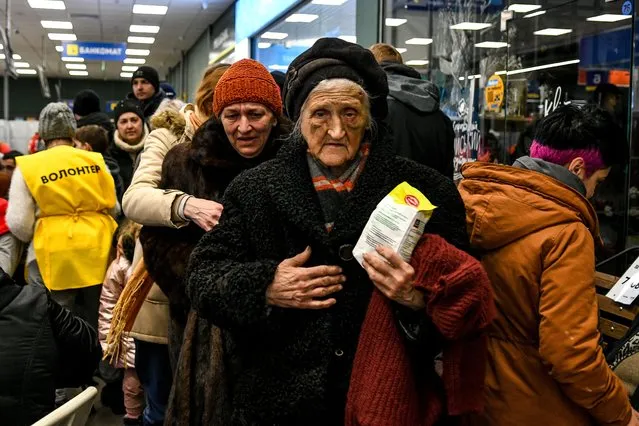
187,38,494,426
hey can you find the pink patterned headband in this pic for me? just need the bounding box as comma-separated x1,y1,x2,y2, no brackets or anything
529,140,606,176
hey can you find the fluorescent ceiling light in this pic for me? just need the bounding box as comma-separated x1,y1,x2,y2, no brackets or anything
524,10,546,18
339,35,357,43
508,4,542,13
13,62,30,68
121,72,134,78
48,33,77,41
16,69,37,75
587,14,633,22
405,37,433,45
61,56,84,62
122,65,139,72
311,0,347,4
127,36,155,44
475,41,509,48
257,42,272,49
55,45,63,52
450,22,491,30
65,63,86,70
285,14,319,23
69,70,88,76
385,18,407,27
534,28,573,36
268,64,288,71
396,48,407,53
132,4,168,15
41,20,73,29
285,38,319,48
459,74,482,80
124,57,146,64
497,59,579,76
12,54,21,60
405,60,429,66
125,48,150,56
0,54,4,59
28,0,65,10
129,25,160,33
261,32,288,40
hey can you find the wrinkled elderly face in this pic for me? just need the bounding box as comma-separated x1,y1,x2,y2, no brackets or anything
221,102,276,159
301,80,369,170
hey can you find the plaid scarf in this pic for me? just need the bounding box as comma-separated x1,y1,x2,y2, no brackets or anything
307,143,370,232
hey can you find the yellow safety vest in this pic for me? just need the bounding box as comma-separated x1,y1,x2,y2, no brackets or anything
17,145,117,291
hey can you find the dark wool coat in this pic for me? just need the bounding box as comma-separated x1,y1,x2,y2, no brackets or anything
186,127,468,426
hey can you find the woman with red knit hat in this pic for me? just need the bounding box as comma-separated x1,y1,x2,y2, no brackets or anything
111,58,291,426
187,38,495,425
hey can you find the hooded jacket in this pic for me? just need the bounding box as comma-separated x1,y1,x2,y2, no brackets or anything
127,88,167,120
381,62,454,178
458,162,632,426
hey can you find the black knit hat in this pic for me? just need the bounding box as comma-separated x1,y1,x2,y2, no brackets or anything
132,66,160,93
114,99,144,123
73,89,101,117
283,38,389,122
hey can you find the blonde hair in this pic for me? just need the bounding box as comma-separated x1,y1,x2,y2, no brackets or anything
195,63,231,119
370,43,403,65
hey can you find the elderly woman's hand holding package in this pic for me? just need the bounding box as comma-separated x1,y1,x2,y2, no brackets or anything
186,38,494,426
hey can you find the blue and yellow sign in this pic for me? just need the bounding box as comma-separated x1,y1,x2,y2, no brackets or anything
62,42,127,61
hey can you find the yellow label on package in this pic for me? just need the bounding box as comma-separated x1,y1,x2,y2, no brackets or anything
354,182,437,265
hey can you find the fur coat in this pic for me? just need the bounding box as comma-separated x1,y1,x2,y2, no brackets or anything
186,126,469,425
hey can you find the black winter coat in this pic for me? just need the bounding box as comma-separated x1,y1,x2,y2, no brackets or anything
186,129,468,425
77,111,115,142
382,62,455,179
127,89,167,120
0,272,101,425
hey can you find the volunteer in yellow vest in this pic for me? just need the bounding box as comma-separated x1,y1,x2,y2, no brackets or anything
6,102,118,329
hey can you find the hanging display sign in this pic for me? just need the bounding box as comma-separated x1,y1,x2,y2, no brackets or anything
607,256,639,305
485,74,504,112
62,41,127,61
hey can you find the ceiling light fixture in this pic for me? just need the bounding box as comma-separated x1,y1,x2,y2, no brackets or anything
587,14,633,22
12,54,21,60
65,63,86,70
459,74,482,80
396,48,407,53
475,41,510,48
524,10,546,18
13,62,30,68
257,42,272,49
69,70,89,76
385,18,407,27
495,59,579,76
16,69,38,75
285,14,319,23
28,0,65,10
48,33,77,41
121,65,139,72
534,28,573,36
132,4,168,15
450,22,492,30
405,59,429,66
129,25,160,33
41,20,73,29
55,46,63,52
261,32,288,40
61,56,84,62
338,35,357,43
508,4,542,13
311,0,347,5
127,36,155,44
121,72,134,78
268,64,289,71
125,48,150,56
405,37,433,45
124,58,146,64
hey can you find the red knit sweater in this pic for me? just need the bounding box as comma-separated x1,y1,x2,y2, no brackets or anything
345,234,495,426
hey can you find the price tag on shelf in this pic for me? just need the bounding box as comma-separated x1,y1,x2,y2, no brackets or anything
606,256,639,305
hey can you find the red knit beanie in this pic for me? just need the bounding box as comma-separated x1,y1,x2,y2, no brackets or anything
213,59,283,117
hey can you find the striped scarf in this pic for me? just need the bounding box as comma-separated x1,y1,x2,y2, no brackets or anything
307,143,370,232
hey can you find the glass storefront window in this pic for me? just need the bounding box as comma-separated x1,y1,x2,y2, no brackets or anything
253,0,357,72
384,0,635,261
